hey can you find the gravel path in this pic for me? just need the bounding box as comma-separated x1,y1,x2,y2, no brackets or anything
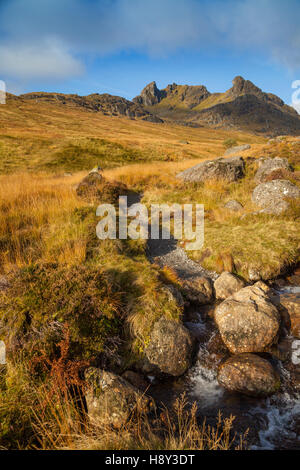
127,192,218,281
147,237,218,281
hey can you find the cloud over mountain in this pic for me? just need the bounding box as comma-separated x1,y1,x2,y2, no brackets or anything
0,0,300,80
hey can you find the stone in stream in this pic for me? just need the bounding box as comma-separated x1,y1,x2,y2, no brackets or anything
176,156,245,183
270,291,300,338
218,354,280,397
252,179,300,214
254,157,292,183
145,317,196,376
214,283,280,354
213,272,246,300
85,368,152,428
182,275,214,305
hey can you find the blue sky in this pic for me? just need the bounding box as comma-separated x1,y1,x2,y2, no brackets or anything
0,0,300,107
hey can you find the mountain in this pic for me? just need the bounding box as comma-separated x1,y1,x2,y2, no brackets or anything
18,91,163,123
133,76,300,135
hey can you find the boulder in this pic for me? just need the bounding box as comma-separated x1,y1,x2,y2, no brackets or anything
224,144,251,156
145,317,196,376
252,179,300,214
214,283,280,353
176,156,245,183
270,291,300,338
85,368,152,428
218,354,280,397
254,157,291,183
182,276,214,305
224,200,243,211
214,272,246,300
76,173,128,203
161,284,184,309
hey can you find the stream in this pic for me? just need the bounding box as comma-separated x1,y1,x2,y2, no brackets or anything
129,193,300,450
150,290,300,449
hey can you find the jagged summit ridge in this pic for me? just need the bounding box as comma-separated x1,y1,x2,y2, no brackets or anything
133,76,300,135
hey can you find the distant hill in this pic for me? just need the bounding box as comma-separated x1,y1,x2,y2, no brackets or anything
18,91,163,123
133,76,300,136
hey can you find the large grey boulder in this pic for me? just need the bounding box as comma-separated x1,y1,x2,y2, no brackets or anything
145,318,196,376
214,272,246,300
85,369,152,427
224,144,251,156
252,179,300,214
254,157,291,183
214,283,280,354
176,156,245,183
218,354,280,397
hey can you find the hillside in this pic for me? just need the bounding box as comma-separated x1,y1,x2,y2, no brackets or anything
133,76,300,136
0,92,263,173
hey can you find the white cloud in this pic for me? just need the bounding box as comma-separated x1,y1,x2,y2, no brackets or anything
1,0,300,80
0,37,84,79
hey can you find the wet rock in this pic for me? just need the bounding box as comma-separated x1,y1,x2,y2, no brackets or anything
224,200,243,211
85,368,152,428
182,276,214,305
214,283,280,354
121,371,149,391
270,291,300,338
218,354,280,397
254,157,291,183
176,156,245,183
145,317,196,376
214,272,246,300
224,144,251,156
252,180,300,214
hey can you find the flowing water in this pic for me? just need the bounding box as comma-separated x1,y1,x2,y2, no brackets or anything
150,287,300,450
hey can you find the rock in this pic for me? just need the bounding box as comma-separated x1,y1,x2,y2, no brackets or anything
254,157,291,183
224,144,251,155
214,283,280,354
224,200,243,211
176,156,245,183
161,284,184,309
121,371,149,391
85,368,151,428
76,173,128,203
218,354,280,397
270,291,300,338
248,267,261,282
214,272,246,300
252,179,300,214
182,276,214,305
0,276,9,291
145,317,196,376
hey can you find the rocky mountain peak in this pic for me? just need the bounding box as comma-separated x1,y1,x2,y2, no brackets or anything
133,81,164,106
230,76,263,98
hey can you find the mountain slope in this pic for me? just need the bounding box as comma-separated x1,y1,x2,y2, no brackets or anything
19,91,163,123
133,76,300,135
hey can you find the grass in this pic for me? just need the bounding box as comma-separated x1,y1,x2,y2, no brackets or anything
0,362,247,450
0,94,265,174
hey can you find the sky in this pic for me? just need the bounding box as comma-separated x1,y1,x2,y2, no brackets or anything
0,0,300,110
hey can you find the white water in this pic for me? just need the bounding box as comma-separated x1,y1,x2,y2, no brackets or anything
188,348,300,449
